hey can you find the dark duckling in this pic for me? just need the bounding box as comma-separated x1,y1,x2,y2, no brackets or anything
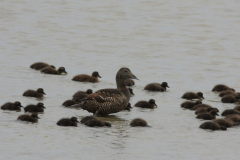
213,119,234,128
212,84,235,92
1,101,23,111
40,65,56,71
84,118,111,127
219,90,238,97
128,88,134,96
124,103,132,111
181,92,204,100
144,82,169,91
199,122,226,131
17,113,40,123
72,71,101,83
130,118,149,127
30,62,53,70
221,109,240,116
72,89,93,99
221,94,240,103
56,117,79,127
62,99,77,107
181,101,202,109
191,104,212,110
23,88,46,98
195,107,219,115
24,102,46,113
124,79,135,86
41,67,67,75
196,110,219,120
134,99,157,109
80,116,97,124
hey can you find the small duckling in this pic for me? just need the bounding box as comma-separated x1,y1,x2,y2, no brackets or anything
134,99,157,109
24,102,46,113
56,117,79,127
199,122,226,131
40,65,56,71
221,94,240,103
30,62,53,70
72,89,93,99
124,79,135,86
191,104,212,110
221,109,240,116
219,90,238,97
17,113,40,123
181,92,204,100
195,107,219,115
234,106,240,112
128,88,134,96
130,118,149,127
181,101,202,109
212,84,235,92
144,82,169,91
62,99,77,107
23,88,46,98
80,116,97,124
41,67,67,75
124,103,132,111
1,101,23,111
225,115,240,124
196,110,219,120
84,118,111,127
72,71,101,83
213,119,234,128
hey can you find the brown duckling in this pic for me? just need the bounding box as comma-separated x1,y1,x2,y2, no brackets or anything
80,116,97,124
130,118,149,127
144,82,169,91
1,101,23,111
17,113,40,123
191,104,212,110
124,79,135,86
23,88,46,98
134,99,157,109
221,94,240,103
124,103,132,111
196,110,219,120
24,102,46,113
30,62,54,70
62,99,77,107
213,119,234,128
72,89,93,99
128,88,134,96
40,65,56,71
219,90,238,97
72,71,101,83
212,84,235,92
225,115,240,124
84,118,111,127
56,117,79,127
195,107,219,115
199,122,226,131
221,109,240,116
41,67,67,75
181,92,204,100
181,101,202,109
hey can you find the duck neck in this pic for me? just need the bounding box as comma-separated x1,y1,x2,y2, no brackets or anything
116,78,130,101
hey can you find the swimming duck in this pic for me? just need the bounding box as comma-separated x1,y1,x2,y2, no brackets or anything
221,94,240,103
191,104,212,110
181,92,204,100
24,102,46,113
219,90,238,97
23,88,46,98
130,118,149,127
199,122,226,131
213,119,234,128
212,84,235,92
1,101,23,111
84,118,111,127
196,110,219,120
124,79,135,86
72,71,101,83
80,116,97,124
221,109,240,116
195,107,219,115
17,113,40,123
144,82,169,91
181,101,202,109
30,62,54,70
41,67,67,75
72,89,93,99
56,117,79,127
134,99,157,109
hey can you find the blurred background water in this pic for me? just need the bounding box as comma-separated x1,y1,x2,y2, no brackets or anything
1,0,240,159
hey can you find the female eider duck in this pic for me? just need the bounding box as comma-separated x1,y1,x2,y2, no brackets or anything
23,88,46,98
75,67,138,115
181,92,204,100
1,101,23,111
212,84,235,92
134,99,157,109
144,82,169,91
130,118,149,127
72,71,101,83
57,117,79,127
30,62,54,70
17,113,40,123
24,102,46,113
41,67,67,75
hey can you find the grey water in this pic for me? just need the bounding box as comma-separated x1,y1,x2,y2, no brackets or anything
1,0,240,159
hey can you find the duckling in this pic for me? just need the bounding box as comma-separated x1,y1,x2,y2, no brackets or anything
80,116,97,124
213,119,234,128
41,67,67,75
30,62,53,70
56,117,79,127
195,107,219,115
191,104,212,110
1,101,23,111
72,89,93,100
130,118,149,127
196,110,219,120
199,122,226,131
124,103,132,111
134,99,157,109
128,88,134,96
221,109,240,116
225,115,240,124
212,84,235,92
24,102,46,113
181,92,204,100
221,94,240,103
23,88,46,98
181,101,202,109
144,82,169,91
219,90,238,97
234,106,240,112
40,65,56,71
84,118,111,127
17,113,40,123
124,79,135,86
72,71,101,83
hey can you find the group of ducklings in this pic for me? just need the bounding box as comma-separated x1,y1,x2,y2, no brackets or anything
181,84,240,131
1,62,171,127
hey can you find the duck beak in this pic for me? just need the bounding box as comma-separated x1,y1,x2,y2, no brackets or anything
37,116,41,119
43,92,46,95
154,103,158,107
76,120,79,122
64,71,68,74
20,105,24,108
42,106,46,109
98,75,102,78
131,74,139,80
167,85,170,88
202,96,204,99
216,113,219,116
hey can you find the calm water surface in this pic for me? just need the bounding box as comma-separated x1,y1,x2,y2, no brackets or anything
1,0,240,159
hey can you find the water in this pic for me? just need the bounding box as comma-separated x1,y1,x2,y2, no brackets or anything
1,0,240,159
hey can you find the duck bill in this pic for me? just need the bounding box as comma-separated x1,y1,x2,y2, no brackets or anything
131,74,139,80
20,105,24,108
154,104,158,107
167,85,170,88
64,71,68,74
42,106,46,109
76,120,79,123
37,117,41,119
202,96,204,99
216,113,219,116
98,75,102,78
43,92,46,95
